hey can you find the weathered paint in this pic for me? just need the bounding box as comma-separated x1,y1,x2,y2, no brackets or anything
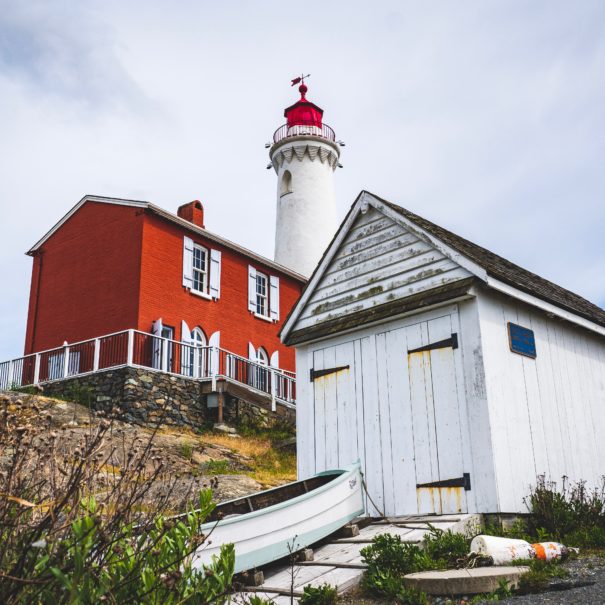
298,305,471,517
294,207,471,331
478,289,605,512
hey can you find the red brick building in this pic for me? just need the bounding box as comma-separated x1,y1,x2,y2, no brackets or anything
24,195,306,375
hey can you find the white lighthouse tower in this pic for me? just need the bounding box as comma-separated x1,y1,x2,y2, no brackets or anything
270,81,341,277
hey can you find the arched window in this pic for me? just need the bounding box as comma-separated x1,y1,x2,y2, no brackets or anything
280,170,292,196
256,347,268,365
250,346,269,392
189,327,207,378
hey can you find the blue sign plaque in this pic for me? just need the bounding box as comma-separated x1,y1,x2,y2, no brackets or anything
508,322,537,358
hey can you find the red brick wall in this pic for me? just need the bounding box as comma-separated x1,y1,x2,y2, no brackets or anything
24,202,144,354
138,212,303,372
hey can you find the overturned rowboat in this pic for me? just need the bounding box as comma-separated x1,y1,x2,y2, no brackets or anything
192,462,365,574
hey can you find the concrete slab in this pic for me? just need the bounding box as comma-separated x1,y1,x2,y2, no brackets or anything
404,565,530,596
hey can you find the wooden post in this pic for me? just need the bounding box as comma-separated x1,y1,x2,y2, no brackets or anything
217,390,224,424
33,354,40,385
93,339,100,371
63,345,70,378
270,370,277,412
127,330,134,366
161,337,169,372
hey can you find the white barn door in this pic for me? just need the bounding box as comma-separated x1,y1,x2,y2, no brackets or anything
404,314,468,515
308,310,470,517
311,341,360,474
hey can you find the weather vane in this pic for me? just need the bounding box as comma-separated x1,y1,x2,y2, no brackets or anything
291,73,311,86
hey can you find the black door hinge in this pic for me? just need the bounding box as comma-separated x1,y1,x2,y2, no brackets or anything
417,472,471,491
408,333,458,354
310,365,350,382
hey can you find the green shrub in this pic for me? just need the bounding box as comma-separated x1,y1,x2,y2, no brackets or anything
360,533,434,601
516,558,569,594
245,596,275,605
422,524,470,566
300,583,338,604
204,459,234,474
180,441,194,460
527,477,605,546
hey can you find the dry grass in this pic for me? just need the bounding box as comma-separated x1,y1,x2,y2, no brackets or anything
202,432,296,487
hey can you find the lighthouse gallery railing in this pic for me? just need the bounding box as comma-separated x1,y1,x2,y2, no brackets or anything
0,329,296,409
272,122,336,144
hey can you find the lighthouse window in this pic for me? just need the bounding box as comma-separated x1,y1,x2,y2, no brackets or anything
192,243,209,293
280,170,292,196
255,272,269,317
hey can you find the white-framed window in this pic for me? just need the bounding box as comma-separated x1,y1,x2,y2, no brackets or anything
182,237,221,299
190,327,207,378
248,266,280,321
255,271,268,317
249,345,269,392
192,244,208,293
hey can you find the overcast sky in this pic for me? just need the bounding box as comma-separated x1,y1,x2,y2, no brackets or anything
1,0,604,360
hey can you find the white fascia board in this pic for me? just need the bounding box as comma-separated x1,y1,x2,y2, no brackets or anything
369,195,489,282
486,276,605,338
280,192,369,340
27,195,149,255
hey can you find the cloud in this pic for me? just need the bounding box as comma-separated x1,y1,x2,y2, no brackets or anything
0,0,604,361
0,0,151,112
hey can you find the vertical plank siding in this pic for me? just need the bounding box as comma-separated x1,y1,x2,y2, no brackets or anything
478,290,605,512
295,208,471,331
302,306,474,516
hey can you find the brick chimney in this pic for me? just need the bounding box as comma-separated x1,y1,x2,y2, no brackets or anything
177,200,204,228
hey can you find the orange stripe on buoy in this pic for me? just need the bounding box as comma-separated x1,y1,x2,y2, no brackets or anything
533,543,546,560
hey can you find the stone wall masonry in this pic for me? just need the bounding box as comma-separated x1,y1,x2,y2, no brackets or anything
40,367,295,429
41,367,207,428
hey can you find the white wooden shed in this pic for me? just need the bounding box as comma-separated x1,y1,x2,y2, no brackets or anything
281,191,605,516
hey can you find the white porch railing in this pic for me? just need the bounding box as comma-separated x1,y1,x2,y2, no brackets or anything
0,330,296,409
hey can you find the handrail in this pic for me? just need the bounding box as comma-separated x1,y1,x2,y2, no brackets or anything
272,122,336,144
0,329,296,407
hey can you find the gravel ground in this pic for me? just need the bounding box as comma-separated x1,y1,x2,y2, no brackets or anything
484,555,605,605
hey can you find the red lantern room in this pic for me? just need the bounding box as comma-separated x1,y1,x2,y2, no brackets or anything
284,83,324,128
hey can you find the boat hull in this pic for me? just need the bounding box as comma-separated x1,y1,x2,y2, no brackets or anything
192,463,364,574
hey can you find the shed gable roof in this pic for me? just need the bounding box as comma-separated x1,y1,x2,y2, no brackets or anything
281,191,605,343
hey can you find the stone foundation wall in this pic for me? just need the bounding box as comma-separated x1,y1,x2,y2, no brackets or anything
224,398,295,428
41,367,208,428
40,367,295,429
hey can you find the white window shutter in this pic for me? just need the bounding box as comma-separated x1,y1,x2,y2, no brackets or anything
209,331,220,348
181,320,192,343
209,331,220,375
183,237,194,288
269,276,280,321
270,350,279,368
209,249,221,299
180,320,192,375
248,342,256,360
248,266,257,312
152,318,163,336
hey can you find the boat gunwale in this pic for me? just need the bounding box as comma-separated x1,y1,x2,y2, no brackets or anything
199,462,362,530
